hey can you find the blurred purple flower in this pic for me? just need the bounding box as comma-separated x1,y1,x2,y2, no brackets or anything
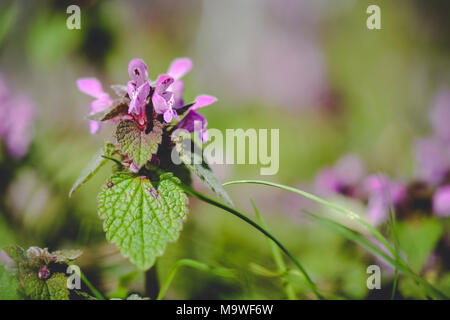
314,154,365,195
167,58,192,109
363,175,406,225
177,95,217,143
77,78,113,133
432,185,450,217
414,137,450,186
0,75,35,158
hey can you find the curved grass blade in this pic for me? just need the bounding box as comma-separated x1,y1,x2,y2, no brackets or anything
223,180,397,259
180,184,323,300
305,210,448,300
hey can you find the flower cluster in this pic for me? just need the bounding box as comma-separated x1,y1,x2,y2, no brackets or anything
0,74,35,158
314,154,406,225
314,88,450,224
77,58,216,143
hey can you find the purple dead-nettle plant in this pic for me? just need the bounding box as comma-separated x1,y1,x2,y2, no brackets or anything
71,58,232,270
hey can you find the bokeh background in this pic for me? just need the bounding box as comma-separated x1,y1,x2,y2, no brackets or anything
0,0,449,299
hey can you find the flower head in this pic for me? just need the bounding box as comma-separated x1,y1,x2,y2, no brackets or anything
363,175,406,225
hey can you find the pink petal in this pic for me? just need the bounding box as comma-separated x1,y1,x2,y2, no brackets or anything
155,74,174,93
77,78,105,98
168,58,192,80
128,59,148,86
163,110,173,123
171,80,185,108
152,93,169,114
192,95,217,110
89,120,101,134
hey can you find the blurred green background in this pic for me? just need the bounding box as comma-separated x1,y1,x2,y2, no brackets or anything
0,0,449,299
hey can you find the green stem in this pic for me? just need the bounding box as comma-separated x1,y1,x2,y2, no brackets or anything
181,184,323,300
80,270,105,300
250,198,296,300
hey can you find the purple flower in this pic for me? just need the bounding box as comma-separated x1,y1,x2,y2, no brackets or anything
432,185,450,217
152,58,193,123
152,74,177,123
414,137,450,186
314,154,365,195
0,75,35,158
127,59,150,125
364,175,406,225
77,78,112,133
177,95,217,143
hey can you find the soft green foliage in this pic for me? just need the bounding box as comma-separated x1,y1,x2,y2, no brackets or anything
175,139,233,207
116,120,163,168
397,219,443,273
97,173,188,270
0,265,22,299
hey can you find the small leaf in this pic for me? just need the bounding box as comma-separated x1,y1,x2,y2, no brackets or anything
111,84,128,98
22,273,49,300
88,99,129,122
69,147,108,198
0,265,22,299
116,119,163,168
97,173,188,270
52,249,83,263
46,273,70,300
175,138,233,207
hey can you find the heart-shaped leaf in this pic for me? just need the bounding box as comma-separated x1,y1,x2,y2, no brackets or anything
97,173,188,270
116,120,163,168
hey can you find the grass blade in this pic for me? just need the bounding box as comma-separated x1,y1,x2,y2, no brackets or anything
250,198,297,300
181,184,323,300
223,180,397,259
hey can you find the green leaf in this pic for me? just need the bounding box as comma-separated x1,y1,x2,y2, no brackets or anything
46,273,70,300
97,173,188,270
88,99,129,121
0,265,22,299
22,272,69,300
3,244,26,263
175,138,233,207
52,249,83,263
69,147,108,198
396,219,443,273
116,120,163,168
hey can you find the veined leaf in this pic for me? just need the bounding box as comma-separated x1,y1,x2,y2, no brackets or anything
22,272,69,300
97,173,188,270
116,120,163,168
175,138,233,207
88,99,129,122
